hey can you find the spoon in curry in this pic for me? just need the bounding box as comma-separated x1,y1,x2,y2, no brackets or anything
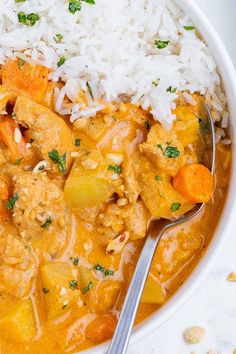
107,102,216,354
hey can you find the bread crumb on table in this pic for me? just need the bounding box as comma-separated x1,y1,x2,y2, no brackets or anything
227,272,236,282
183,326,205,344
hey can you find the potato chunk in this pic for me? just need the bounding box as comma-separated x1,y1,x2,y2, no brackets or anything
40,262,81,320
0,298,37,343
141,275,164,304
64,155,115,209
2,59,48,104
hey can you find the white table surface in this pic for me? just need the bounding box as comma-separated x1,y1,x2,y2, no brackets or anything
129,1,236,353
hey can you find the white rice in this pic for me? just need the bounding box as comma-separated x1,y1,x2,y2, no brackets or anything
0,0,228,132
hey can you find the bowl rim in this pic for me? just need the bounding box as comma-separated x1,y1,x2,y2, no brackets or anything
80,1,236,352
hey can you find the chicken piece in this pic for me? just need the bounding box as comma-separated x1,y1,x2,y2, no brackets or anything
122,152,141,203
0,234,37,298
2,59,48,104
139,123,185,176
12,172,70,258
124,200,149,240
14,95,74,174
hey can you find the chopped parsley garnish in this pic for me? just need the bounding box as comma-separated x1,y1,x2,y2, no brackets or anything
42,287,49,294
86,81,94,100
155,175,161,182
68,0,95,13
104,269,114,276
157,144,180,158
18,12,40,26
53,33,64,43
17,58,25,70
108,164,122,174
62,304,67,310
6,194,19,210
41,217,52,228
183,25,196,31
166,86,177,93
75,138,81,147
72,257,79,266
15,0,26,2
94,264,105,272
57,56,66,67
154,40,169,49
69,280,78,290
38,165,45,171
143,120,151,130
82,281,94,294
48,149,66,173
68,0,82,13
139,94,144,101
164,145,180,158
14,156,23,165
171,202,181,212
93,264,114,276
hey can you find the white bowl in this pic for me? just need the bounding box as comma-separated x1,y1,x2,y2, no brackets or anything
81,1,236,352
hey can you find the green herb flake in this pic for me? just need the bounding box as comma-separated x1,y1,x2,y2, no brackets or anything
157,144,163,151
17,58,25,70
75,138,81,147
139,94,144,101
143,120,151,130
68,0,82,14
48,149,66,173
82,281,94,294
25,245,30,251
42,287,49,294
104,269,114,277
166,86,177,93
155,175,161,182
72,257,79,266
69,280,78,290
183,25,196,31
62,304,67,310
18,12,40,26
108,164,122,175
53,33,64,43
15,0,26,2
82,0,95,3
38,165,45,171
154,40,169,49
6,194,19,210
41,217,52,229
171,202,181,212
14,156,23,165
57,56,66,67
94,264,105,273
86,81,94,100
164,145,180,158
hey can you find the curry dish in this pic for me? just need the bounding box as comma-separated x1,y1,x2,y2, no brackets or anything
0,60,231,353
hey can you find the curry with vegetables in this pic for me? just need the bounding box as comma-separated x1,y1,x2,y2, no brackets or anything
0,59,231,353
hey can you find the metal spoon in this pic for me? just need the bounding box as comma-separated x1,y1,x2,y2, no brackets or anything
107,103,216,354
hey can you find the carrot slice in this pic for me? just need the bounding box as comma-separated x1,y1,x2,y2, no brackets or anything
173,163,214,203
0,117,26,162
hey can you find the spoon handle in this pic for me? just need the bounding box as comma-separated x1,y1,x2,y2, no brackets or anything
107,225,167,354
